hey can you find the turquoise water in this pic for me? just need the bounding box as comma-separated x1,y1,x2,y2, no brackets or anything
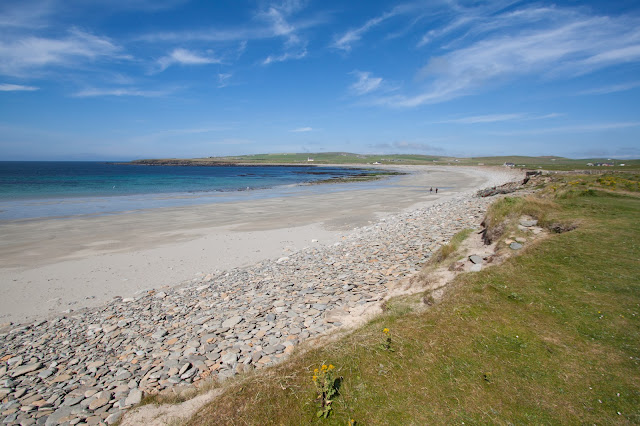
0,162,374,220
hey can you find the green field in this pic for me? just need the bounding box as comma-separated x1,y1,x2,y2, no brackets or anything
132,152,640,171
183,175,640,425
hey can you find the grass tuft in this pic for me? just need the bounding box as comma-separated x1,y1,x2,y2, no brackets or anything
428,228,474,265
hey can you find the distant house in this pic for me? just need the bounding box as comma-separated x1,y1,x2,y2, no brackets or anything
504,162,515,167
307,157,314,162
586,163,594,166
372,161,381,165
594,162,613,166
478,163,485,166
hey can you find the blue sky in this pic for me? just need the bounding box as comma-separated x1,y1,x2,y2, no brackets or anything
1,0,639,160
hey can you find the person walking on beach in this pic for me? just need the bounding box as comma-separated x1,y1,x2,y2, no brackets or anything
435,188,438,193
430,187,432,193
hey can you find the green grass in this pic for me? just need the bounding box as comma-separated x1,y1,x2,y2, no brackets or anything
185,184,640,425
130,153,640,171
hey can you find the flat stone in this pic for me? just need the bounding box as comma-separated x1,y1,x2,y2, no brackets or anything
510,242,523,250
180,368,196,379
470,264,482,272
115,370,132,381
88,397,109,411
519,218,538,227
124,388,142,407
151,329,168,340
86,361,104,369
221,353,238,364
51,374,72,383
469,255,483,265
106,412,122,425
63,395,85,407
37,369,55,380
44,406,75,426
178,363,191,376
86,415,103,425
102,324,118,333
222,316,243,328
10,362,42,378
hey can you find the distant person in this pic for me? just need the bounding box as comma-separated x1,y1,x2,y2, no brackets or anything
430,187,433,192
435,188,438,193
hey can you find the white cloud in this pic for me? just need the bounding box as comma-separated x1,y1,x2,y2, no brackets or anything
437,113,562,124
333,6,405,52
579,81,640,95
375,8,640,107
290,127,313,132
0,28,125,76
73,87,171,97
0,0,54,29
157,48,220,71
0,83,38,91
259,2,311,65
262,49,307,65
350,71,383,95
217,73,232,88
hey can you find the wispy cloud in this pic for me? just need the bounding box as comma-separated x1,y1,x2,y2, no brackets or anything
72,87,172,97
333,4,412,52
157,48,220,72
263,49,307,65
436,113,562,124
0,0,55,29
0,83,38,91
259,2,310,65
290,126,313,132
349,71,383,95
217,73,232,88
579,81,640,95
418,2,541,48
0,28,126,77
373,6,640,107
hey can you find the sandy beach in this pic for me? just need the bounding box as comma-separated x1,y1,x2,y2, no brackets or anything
0,166,516,326
0,165,523,425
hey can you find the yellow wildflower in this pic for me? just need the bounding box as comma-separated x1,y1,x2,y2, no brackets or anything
312,375,318,382
321,364,328,371
383,328,389,334
328,364,335,370
314,368,319,374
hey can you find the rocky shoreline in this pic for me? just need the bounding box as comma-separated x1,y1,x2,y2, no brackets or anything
0,170,519,425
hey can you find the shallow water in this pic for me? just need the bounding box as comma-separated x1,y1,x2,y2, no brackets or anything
0,162,375,220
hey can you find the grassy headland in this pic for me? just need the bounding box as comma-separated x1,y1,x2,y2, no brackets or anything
185,174,640,425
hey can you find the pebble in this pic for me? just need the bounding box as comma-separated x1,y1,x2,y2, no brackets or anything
0,171,518,424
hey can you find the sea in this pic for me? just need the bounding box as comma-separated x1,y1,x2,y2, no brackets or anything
0,161,376,221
